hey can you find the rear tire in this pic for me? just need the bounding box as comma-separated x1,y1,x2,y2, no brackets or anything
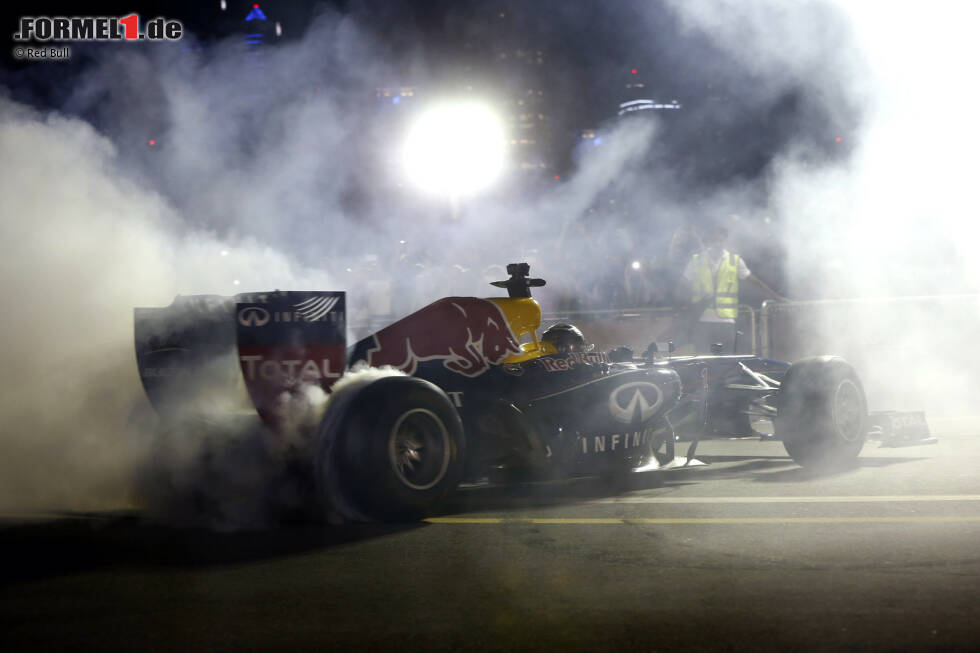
776,356,868,470
316,375,464,521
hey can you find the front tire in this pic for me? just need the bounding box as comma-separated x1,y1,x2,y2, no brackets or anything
316,375,464,521
776,356,868,470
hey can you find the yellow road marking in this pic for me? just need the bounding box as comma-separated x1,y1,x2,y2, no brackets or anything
426,516,980,525
588,495,980,504
526,518,625,524
426,517,504,524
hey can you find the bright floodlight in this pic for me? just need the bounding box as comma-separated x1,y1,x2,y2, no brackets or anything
402,101,506,197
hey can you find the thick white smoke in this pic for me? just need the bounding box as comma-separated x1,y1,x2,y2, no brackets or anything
0,8,415,517
664,1,980,414
0,98,333,515
4,0,976,520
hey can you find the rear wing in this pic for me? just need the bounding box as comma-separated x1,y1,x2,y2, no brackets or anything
135,291,346,434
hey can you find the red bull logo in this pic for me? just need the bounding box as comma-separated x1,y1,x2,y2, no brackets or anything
540,351,610,372
366,298,522,377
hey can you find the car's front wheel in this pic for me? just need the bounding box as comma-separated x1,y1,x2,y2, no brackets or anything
776,356,868,470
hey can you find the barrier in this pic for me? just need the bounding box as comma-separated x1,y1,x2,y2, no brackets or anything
760,295,980,414
542,304,758,355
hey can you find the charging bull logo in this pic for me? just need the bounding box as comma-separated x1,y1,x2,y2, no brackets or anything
366,298,522,377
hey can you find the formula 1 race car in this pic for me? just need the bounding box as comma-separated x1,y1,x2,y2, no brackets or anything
134,263,932,521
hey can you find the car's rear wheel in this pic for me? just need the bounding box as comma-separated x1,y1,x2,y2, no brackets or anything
776,356,868,470
316,375,464,522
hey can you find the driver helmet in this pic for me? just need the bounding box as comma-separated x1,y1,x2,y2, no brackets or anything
541,323,592,354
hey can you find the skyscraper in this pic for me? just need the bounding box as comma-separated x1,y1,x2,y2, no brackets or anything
477,8,553,181
617,67,682,117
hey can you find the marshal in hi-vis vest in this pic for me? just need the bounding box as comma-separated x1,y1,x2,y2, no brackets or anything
691,252,739,320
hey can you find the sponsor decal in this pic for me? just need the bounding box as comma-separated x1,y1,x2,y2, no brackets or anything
236,345,345,433
294,295,340,322
366,298,522,377
240,355,342,383
446,391,463,408
269,309,344,324
608,382,663,424
579,427,656,455
235,292,345,435
238,299,342,326
238,306,270,327
539,351,609,372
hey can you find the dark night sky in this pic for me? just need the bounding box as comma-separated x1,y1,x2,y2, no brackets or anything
1,0,860,186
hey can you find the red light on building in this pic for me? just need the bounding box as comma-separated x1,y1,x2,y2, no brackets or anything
148,139,156,146
631,68,637,75
253,4,260,8
554,175,560,180
835,137,842,143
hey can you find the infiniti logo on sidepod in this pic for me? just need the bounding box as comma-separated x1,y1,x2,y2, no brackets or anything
608,382,663,424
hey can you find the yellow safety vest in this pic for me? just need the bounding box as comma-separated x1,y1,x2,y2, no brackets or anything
691,253,739,320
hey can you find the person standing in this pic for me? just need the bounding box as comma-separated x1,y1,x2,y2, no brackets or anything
666,224,703,309
682,225,785,354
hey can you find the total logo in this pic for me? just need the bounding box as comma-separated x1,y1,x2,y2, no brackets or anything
608,382,663,424
240,356,342,382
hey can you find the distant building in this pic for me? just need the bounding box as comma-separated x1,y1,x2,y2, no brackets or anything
241,4,281,100
571,128,602,164
468,8,553,180
617,69,682,118
376,86,417,107
376,8,560,182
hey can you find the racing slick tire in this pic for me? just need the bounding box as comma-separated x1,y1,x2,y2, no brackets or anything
315,375,465,522
775,356,868,470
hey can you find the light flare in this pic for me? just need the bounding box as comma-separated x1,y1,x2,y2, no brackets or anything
401,101,507,197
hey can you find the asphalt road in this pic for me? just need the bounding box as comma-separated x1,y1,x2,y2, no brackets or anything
2,417,979,652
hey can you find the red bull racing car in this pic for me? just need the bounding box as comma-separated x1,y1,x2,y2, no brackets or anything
135,263,932,522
